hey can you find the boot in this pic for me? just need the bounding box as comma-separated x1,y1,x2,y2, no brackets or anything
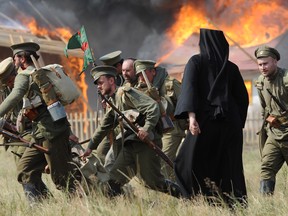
164,179,182,198
107,180,123,198
35,180,53,199
259,180,275,195
22,183,42,206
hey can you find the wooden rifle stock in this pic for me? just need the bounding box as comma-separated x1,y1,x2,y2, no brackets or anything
99,92,173,168
0,128,49,154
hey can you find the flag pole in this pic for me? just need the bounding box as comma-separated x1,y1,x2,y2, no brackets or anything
78,26,97,76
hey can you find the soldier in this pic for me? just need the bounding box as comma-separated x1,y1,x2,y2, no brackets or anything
0,57,26,162
82,65,180,197
95,51,125,164
122,58,138,86
0,42,80,204
134,60,186,179
99,50,124,86
0,57,52,201
255,46,288,195
103,58,138,170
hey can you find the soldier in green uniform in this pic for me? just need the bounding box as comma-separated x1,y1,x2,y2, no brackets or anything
0,42,80,204
134,60,186,179
103,58,138,170
0,57,26,162
82,65,180,197
255,46,288,195
99,50,125,87
95,51,125,164
0,57,52,200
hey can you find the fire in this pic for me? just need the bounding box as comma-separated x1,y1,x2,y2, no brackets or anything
166,5,211,47
20,17,89,117
158,1,288,64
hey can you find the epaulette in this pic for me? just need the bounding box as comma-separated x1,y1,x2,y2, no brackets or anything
281,68,288,87
121,85,131,92
255,75,264,90
116,86,131,98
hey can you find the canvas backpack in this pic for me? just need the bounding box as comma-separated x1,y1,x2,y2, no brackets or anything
31,64,80,106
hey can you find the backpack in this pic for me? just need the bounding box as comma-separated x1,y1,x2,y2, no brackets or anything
32,64,80,106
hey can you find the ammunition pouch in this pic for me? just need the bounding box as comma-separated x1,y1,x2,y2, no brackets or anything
22,95,42,110
23,105,46,121
24,108,39,121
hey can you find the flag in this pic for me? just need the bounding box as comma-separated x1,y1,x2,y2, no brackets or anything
64,26,94,71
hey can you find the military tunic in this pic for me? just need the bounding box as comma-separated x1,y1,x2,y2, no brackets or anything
0,65,78,192
88,86,167,190
0,84,27,164
137,67,186,179
256,67,288,181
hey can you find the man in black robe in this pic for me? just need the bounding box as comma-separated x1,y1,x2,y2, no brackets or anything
174,28,249,207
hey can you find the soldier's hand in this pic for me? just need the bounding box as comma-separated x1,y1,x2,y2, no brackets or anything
81,148,92,160
69,134,79,143
137,128,149,141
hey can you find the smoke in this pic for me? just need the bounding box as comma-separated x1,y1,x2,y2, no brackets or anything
0,0,287,61
0,0,185,61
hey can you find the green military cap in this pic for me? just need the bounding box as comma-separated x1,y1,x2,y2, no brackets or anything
0,57,15,83
134,60,156,74
10,42,40,57
90,65,117,83
254,45,280,61
99,50,122,66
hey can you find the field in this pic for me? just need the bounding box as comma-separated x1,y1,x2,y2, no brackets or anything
0,144,288,216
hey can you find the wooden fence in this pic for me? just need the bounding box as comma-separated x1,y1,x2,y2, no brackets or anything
68,109,263,146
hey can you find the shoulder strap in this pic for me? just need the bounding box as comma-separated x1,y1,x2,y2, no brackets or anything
281,68,288,87
18,71,34,98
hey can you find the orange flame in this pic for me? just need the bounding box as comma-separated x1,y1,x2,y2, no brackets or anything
158,1,288,64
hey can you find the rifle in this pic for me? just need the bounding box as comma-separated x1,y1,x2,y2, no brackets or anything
99,92,173,168
0,128,49,154
256,111,269,157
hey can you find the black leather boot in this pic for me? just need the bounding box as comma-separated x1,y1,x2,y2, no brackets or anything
107,180,123,197
35,180,53,199
22,183,41,206
259,180,275,195
164,179,182,198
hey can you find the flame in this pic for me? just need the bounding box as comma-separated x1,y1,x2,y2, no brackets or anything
21,17,89,122
166,5,211,47
158,1,288,64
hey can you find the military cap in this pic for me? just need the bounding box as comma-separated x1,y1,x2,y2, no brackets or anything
99,50,123,66
90,65,117,83
254,46,280,61
0,57,15,83
134,60,156,74
10,42,40,57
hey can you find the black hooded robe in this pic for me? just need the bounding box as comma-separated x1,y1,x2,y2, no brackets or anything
174,29,249,205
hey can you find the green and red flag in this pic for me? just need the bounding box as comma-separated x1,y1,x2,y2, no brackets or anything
64,26,94,71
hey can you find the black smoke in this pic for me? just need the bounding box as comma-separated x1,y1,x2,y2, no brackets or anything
0,0,189,61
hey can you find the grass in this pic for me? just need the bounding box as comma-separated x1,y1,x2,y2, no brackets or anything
0,143,288,216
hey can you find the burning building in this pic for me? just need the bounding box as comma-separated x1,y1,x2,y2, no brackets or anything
0,0,287,109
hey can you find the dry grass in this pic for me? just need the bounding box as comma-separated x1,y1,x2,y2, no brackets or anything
0,143,288,216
